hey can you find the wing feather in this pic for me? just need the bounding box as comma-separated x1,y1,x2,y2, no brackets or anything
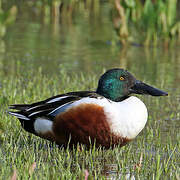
8,91,102,120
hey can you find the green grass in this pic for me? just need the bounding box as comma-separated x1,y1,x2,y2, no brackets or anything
0,67,179,179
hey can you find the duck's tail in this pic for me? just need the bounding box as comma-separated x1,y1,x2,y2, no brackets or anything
8,104,31,120
8,111,30,121
9,104,30,111
8,104,36,134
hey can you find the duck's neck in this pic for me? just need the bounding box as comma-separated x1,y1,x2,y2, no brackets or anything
113,95,130,102
96,88,129,102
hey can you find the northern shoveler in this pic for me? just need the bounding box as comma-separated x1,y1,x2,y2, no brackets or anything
9,68,168,148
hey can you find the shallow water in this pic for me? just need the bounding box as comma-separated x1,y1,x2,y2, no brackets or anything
0,1,179,178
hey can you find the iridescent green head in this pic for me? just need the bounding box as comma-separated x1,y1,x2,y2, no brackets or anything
96,68,168,102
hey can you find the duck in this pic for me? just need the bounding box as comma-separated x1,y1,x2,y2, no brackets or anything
8,68,168,148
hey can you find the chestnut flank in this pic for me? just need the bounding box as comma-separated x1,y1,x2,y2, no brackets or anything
53,104,131,148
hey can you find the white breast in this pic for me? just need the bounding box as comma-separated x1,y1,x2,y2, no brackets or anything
104,96,148,139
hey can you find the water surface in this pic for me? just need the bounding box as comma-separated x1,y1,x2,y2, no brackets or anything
0,1,179,178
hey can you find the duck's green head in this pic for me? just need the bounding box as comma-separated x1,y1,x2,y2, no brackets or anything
96,68,168,102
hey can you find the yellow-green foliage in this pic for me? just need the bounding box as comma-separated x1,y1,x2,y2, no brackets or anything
0,67,179,179
0,0,17,37
112,0,180,46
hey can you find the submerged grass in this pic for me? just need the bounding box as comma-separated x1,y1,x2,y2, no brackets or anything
0,67,179,179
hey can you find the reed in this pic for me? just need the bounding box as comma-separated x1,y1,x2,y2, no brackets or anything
0,0,17,38
113,0,180,46
2,0,179,46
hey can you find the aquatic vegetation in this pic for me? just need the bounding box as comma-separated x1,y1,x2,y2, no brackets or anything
113,0,180,46
0,0,17,53
1,0,180,46
0,67,179,179
0,0,17,38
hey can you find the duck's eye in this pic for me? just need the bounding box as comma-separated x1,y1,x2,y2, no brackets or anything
119,76,125,81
